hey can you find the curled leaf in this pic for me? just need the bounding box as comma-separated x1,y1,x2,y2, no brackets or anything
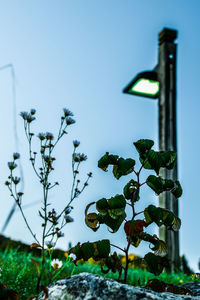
151,239,168,257
171,180,183,198
30,243,42,249
85,213,100,231
85,202,100,231
144,205,181,231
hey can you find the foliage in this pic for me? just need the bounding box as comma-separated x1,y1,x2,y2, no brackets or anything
5,108,92,297
69,139,182,283
0,246,196,300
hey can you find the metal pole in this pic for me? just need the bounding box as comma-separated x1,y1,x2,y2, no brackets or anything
158,28,179,272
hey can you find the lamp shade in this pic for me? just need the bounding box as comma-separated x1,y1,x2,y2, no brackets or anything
123,71,159,99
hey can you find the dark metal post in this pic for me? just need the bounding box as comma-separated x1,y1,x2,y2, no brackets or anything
158,28,179,272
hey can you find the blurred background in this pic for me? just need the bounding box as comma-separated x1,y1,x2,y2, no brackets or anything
0,0,199,271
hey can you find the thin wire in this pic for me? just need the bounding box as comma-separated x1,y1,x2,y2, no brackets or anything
0,63,25,233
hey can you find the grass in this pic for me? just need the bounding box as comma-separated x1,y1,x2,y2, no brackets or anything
0,246,198,300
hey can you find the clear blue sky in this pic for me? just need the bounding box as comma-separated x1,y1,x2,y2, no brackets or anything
0,0,199,272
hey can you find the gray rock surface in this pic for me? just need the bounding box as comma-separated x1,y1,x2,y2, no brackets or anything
34,272,200,300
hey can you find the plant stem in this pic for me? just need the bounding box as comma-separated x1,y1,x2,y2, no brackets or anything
110,244,125,253
124,239,131,283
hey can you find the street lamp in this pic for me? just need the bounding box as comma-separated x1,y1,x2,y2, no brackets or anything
123,70,159,99
123,28,179,272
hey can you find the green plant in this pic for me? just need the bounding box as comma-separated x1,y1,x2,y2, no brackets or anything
5,108,92,297
0,246,196,300
69,139,182,284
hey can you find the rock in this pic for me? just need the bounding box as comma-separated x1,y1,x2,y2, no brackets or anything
33,272,200,300
181,282,200,296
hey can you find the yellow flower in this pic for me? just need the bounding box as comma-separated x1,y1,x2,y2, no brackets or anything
64,252,68,258
179,280,183,284
88,258,95,264
77,258,84,264
129,254,139,262
121,256,126,264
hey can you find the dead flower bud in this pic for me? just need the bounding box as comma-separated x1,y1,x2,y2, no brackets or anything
26,113,36,123
8,162,17,170
57,231,64,238
38,133,46,141
17,192,24,197
13,152,20,160
45,241,55,249
63,108,74,117
73,140,80,148
30,108,36,115
45,132,54,140
66,117,76,126
65,207,72,214
65,215,74,223
5,181,10,186
88,172,92,177
13,177,20,185
80,153,87,161
20,111,29,120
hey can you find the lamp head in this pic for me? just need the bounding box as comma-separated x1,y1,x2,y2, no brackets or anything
123,71,159,99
